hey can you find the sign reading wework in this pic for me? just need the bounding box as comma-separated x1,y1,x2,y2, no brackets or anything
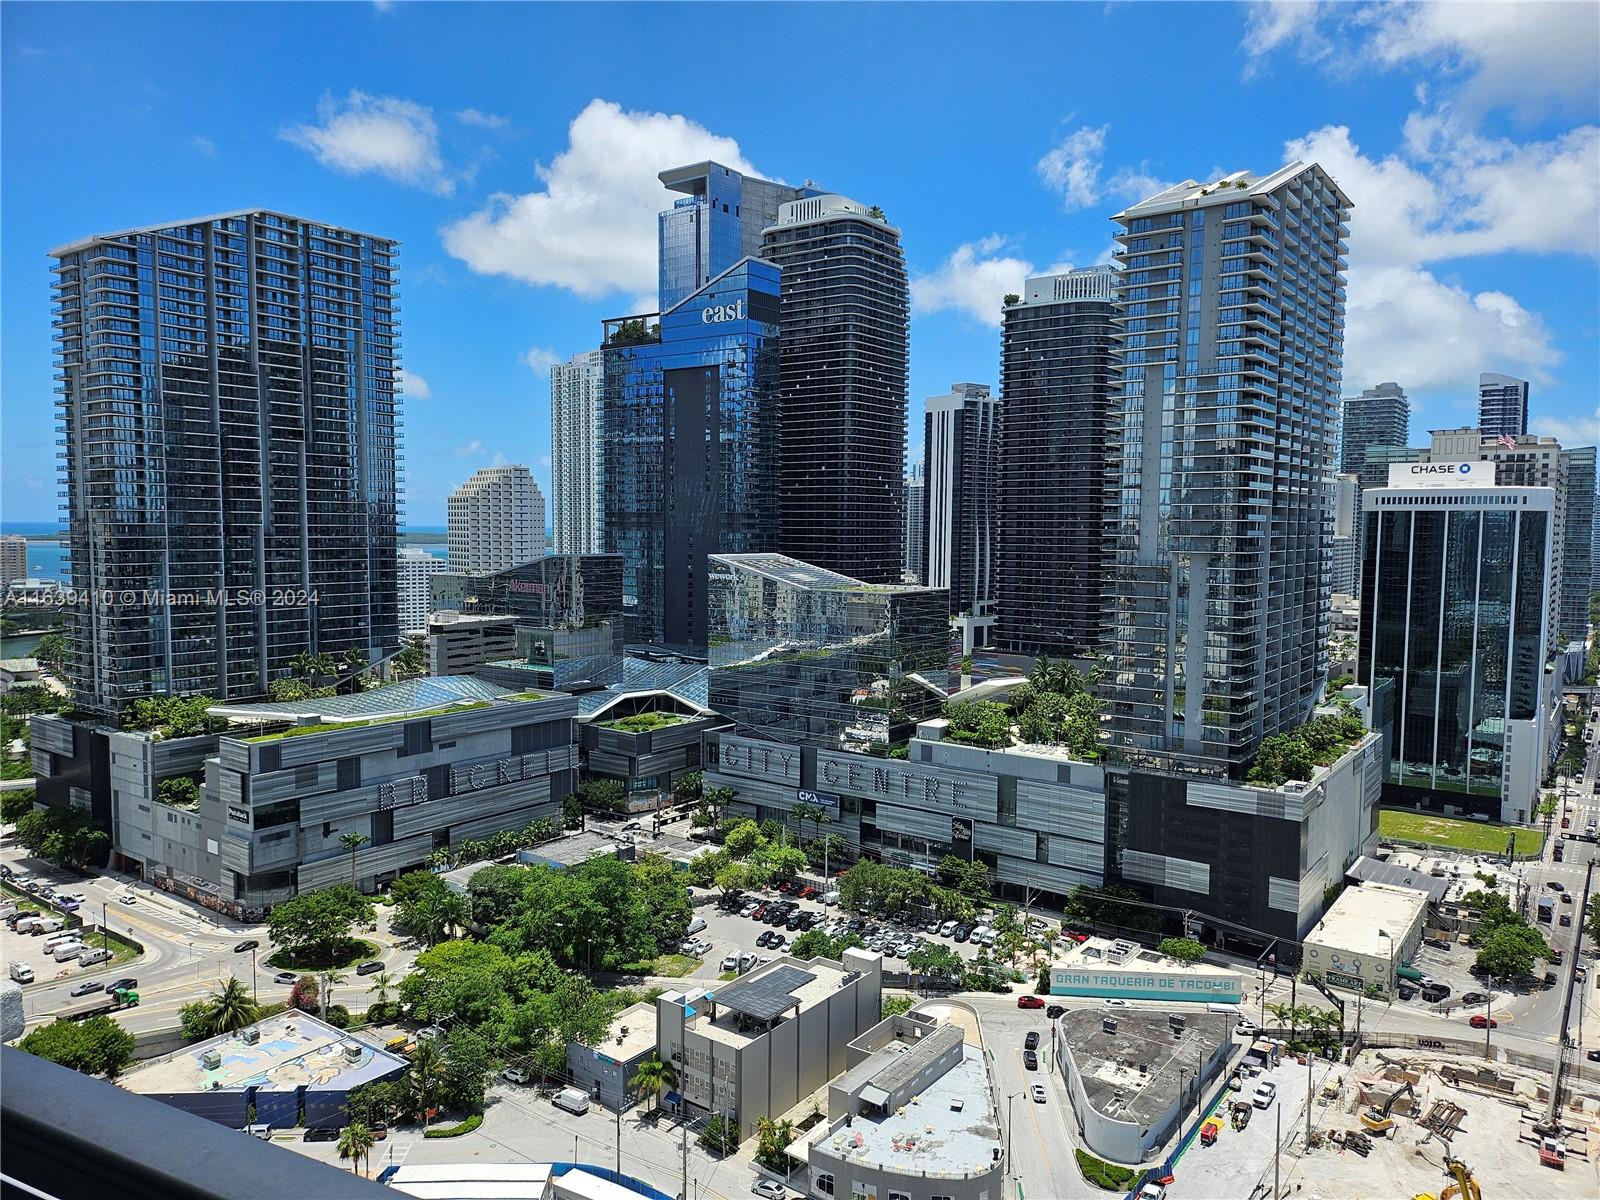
374,752,553,811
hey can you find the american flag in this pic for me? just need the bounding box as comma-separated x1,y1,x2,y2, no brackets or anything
1496,433,1518,448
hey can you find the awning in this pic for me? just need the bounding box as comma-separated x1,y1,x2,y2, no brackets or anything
860,1085,890,1109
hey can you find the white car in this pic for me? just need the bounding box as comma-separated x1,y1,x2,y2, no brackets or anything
1104,998,1130,1009
1252,1082,1277,1109
501,1066,532,1085
1030,1084,1047,1104
752,1180,787,1199
939,920,958,937
1137,1186,1166,1200
822,892,840,906
722,953,740,971
118,894,138,905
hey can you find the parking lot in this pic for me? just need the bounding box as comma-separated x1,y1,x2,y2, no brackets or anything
3,881,139,992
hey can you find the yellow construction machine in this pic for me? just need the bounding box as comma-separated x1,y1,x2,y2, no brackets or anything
1413,1156,1481,1200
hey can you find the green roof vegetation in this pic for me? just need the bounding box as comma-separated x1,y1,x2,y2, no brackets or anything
498,691,547,703
1378,809,1544,856
599,711,686,733
1244,708,1367,786
243,701,491,742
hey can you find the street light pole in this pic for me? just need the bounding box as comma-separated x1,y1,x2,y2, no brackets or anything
101,900,108,951
1484,977,1493,1059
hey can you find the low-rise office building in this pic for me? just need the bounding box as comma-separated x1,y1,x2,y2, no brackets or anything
567,1002,658,1112
656,948,883,1140
1048,937,1245,1005
1052,1008,1232,1165
429,613,519,676
119,1012,407,1129
1301,881,1430,998
794,1007,1001,1200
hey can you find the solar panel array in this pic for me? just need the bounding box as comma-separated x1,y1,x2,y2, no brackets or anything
713,965,816,1022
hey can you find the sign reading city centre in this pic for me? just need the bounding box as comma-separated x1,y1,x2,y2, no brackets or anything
712,735,998,819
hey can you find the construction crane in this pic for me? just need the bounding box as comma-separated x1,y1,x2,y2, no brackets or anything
1413,1155,1482,1200
1360,1080,1416,1136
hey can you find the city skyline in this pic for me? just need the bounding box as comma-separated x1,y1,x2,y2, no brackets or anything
4,2,1597,525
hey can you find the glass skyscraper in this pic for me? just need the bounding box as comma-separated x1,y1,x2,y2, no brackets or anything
551,349,605,555
602,258,783,649
762,195,910,584
50,210,400,714
994,268,1122,657
706,553,948,750
1359,477,1554,823
1477,372,1530,440
657,162,811,311
924,383,1000,625
1104,164,1351,775
1339,381,1409,483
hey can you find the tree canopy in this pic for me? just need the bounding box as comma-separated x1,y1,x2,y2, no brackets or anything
19,1016,136,1077
266,885,374,965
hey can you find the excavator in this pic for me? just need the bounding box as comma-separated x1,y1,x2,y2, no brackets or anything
1413,1155,1482,1200
1360,1081,1417,1136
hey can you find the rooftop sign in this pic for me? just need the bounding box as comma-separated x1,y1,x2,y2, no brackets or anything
1386,462,1495,488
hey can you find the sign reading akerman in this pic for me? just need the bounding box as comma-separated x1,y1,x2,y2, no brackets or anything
1386,461,1494,488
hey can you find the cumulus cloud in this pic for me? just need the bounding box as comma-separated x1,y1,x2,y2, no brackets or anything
1036,123,1171,212
910,236,1042,328
397,368,431,400
453,439,484,457
1531,407,1600,448
456,108,508,130
522,347,562,376
443,99,758,299
282,90,449,193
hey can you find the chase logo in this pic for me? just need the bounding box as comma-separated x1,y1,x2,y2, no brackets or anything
1459,463,1471,475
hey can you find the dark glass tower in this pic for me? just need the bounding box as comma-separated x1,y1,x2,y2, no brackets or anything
50,210,400,714
1477,372,1529,440
762,195,909,584
657,162,810,311
1339,381,1409,484
602,258,782,649
993,269,1121,656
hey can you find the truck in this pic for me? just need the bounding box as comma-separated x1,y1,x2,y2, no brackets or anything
60,987,139,1021
8,962,34,984
1538,895,1555,923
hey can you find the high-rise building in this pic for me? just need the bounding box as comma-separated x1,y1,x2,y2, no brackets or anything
1104,164,1351,774
447,466,545,575
1330,473,1360,597
902,465,925,584
1478,372,1530,440
398,547,448,635
994,268,1121,657
1560,445,1595,644
1422,428,1572,651
551,349,605,555
50,210,399,713
603,258,782,648
0,535,26,591
924,383,1000,648
1357,444,1422,496
1339,381,1408,480
1359,465,1556,824
657,162,811,311
762,195,910,584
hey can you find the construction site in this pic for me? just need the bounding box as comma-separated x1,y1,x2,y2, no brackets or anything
1272,1048,1599,1199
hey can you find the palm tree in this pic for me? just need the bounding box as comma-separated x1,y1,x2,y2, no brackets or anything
434,890,469,943
340,831,370,889
338,1121,375,1175
203,977,261,1036
367,969,396,1012
289,651,318,682
628,1055,679,1115
1266,1002,1295,1032
319,968,348,1023
407,1037,448,1131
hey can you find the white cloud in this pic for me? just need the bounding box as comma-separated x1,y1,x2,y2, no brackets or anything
442,99,757,299
191,135,217,158
910,236,1037,328
1240,1,1331,73
397,368,431,400
522,347,561,376
453,439,484,457
1036,123,1171,212
372,0,394,12
282,90,449,194
455,108,507,130
1531,407,1600,448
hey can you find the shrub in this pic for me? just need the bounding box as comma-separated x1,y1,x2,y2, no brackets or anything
1074,1150,1137,1191
423,1114,483,1138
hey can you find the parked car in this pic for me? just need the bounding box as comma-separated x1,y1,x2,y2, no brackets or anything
356,960,384,976
752,1180,787,1200
501,1066,532,1084
1424,937,1451,951
1587,1050,1600,1063
953,925,972,943
303,1127,341,1142
1461,992,1488,1005
739,902,759,918
58,899,82,913
1017,996,1045,1010
722,953,740,971
1548,881,1564,891
1137,1185,1167,1200
938,920,959,937
797,886,816,900
234,940,259,953
1252,1082,1278,1109
70,981,104,997
274,971,298,985
1561,893,1573,904
1469,1015,1497,1029
1030,1084,1047,1104
1561,914,1573,927
1420,982,1451,1003
1046,1005,1066,1019
1023,1049,1039,1071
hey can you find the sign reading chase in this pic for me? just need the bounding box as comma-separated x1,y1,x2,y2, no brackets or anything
701,299,746,324
1386,461,1493,489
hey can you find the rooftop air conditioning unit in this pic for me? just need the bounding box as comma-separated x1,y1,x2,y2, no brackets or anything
1103,1018,1118,1034
342,1042,363,1063
201,1050,222,1070
241,1027,260,1045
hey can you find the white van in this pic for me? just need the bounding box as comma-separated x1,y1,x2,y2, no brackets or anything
8,962,34,984
78,947,113,967
553,1086,591,1116
43,933,77,954
33,918,64,935
53,941,87,962
685,917,707,936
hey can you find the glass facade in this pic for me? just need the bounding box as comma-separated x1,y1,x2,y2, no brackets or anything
602,259,782,648
657,163,809,311
1358,487,1552,818
51,211,399,714
707,553,948,750
1339,382,1409,481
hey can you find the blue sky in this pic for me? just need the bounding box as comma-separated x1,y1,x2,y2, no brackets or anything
3,1,1596,526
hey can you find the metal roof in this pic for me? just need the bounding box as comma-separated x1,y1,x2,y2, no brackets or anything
1345,855,1450,904
208,675,516,723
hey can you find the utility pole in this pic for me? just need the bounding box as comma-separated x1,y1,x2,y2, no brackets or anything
1274,1107,1282,1199
1305,1049,1313,1144
680,1113,688,1200
1541,856,1596,1133
1483,978,1493,1060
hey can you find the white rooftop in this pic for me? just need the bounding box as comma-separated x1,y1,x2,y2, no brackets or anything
1306,882,1431,957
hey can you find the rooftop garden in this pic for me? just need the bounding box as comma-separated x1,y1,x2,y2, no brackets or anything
598,710,687,733
941,657,1102,758
1243,706,1368,787
498,690,547,703
243,700,491,742
120,695,228,740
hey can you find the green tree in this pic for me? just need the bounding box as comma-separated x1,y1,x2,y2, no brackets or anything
34,632,70,672
440,1025,493,1114
392,638,428,678
18,1016,136,1077
338,1120,376,1175
941,699,1012,748
1157,937,1207,964
701,786,734,825
881,995,915,1019
756,843,808,880
629,1054,680,1115
1585,895,1600,947
562,792,584,830
13,806,108,869
340,831,370,888
700,1112,739,1155
200,977,261,1036
672,771,704,805
578,778,627,813
722,818,764,859
754,1116,796,1171
907,942,964,984
1474,924,1550,980
266,885,375,966
366,969,397,1020
155,776,201,809
1,788,35,824
405,1036,449,1129
268,676,312,702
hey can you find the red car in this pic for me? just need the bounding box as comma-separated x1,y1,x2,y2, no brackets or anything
776,881,794,894
1017,995,1046,1010
752,905,768,920
1469,1015,1497,1029
797,885,816,900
